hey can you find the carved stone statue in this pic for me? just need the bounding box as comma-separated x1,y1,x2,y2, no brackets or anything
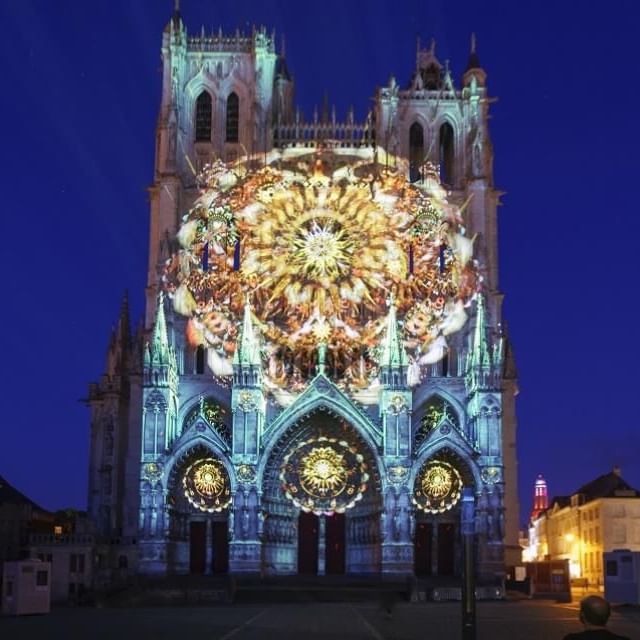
472,126,484,177
393,507,402,541
241,506,250,538
228,509,235,541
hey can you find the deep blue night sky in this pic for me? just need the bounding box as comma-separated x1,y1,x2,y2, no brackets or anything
1,0,638,525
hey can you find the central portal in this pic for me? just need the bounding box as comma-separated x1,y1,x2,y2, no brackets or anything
262,409,382,576
297,512,346,575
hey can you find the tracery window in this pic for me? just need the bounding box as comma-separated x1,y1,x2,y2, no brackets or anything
226,92,239,143
183,398,231,444
195,345,206,374
409,122,424,183
439,122,455,186
415,396,459,446
195,91,212,141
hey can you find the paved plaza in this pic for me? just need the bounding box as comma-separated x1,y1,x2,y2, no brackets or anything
1,600,638,640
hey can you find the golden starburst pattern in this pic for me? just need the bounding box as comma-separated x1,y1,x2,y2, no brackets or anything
421,465,453,499
413,460,463,514
280,436,369,515
291,220,354,281
193,463,225,496
183,458,231,513
299,446,348,498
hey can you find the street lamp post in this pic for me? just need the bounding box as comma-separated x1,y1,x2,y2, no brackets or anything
461,487,476,640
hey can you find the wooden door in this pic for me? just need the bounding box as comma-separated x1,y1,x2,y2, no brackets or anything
414,522,432,576
325,513,346,575
212,520,229,574
189,521,206,574
437,523,455,576
298,512,319,575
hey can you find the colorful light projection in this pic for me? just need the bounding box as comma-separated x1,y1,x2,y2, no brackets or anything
163,153,481,403
280,436,369,515
413,459,463,514
182,457,231,512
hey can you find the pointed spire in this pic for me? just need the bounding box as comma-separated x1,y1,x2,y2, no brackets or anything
165,0,183,34
116,290,130,345
466,32,481,71
471,294,491,369
152,291,170,363
380,294,408,369
233,295,261,366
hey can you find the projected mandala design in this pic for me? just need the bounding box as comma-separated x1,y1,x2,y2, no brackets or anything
183,457,231,513
280,436,368,515
163,153,482,403
413,460,463,514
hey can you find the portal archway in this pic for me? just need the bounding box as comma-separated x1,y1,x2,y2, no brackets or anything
166,443,232,575
261,409,382,575
411,447,476,578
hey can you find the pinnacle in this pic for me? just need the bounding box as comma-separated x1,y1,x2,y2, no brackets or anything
466,33,481,71
380,294,408,369
233,295,261,367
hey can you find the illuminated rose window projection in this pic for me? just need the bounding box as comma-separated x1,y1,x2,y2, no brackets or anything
163,153,481,403
182,457,231,513
412,459,463,514
279,436,369,515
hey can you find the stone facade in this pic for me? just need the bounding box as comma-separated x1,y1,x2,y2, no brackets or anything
526,469,640,585
86,8,520,583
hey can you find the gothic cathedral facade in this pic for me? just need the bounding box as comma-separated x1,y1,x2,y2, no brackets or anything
87,8,520,584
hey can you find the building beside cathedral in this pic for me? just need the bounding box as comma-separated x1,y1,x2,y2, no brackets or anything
525,468,640,586
86,6,520,585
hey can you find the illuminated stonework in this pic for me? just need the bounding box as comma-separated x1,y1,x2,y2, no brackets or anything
280,436,369,515
183,457,231,513
163,155,481,399
413,460,463,514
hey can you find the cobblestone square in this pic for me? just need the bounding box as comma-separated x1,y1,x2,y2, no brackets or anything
1,601,639,640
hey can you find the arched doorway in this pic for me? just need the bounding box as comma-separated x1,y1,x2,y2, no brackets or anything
166,444,232,575
261,409,382,576
412,448,475,579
